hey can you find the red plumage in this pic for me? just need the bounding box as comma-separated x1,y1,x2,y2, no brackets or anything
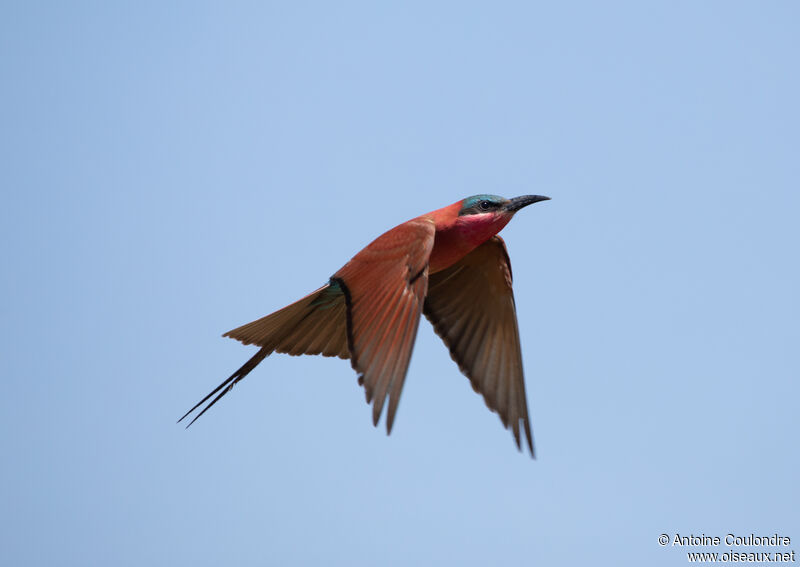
179,194,549,456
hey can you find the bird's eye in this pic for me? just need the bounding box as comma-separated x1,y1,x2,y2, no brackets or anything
479,200,493,211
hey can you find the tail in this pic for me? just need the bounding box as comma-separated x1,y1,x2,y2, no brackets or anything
178,282,349,427
177,347,270,427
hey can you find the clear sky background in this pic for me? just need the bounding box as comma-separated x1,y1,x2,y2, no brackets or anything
2,2,798,566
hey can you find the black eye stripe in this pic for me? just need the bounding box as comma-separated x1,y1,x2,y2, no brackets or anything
458,196,506,216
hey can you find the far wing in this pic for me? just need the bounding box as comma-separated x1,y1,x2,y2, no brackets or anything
424,236,535,455
334,217,436,433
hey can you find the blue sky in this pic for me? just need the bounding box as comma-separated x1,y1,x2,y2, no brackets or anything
1,2,798,565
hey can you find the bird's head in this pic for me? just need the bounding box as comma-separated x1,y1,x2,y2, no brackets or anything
454,194,550,244
459,194,550,216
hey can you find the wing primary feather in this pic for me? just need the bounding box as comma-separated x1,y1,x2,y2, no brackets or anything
365,286,412,425
383,307,415,430
385,272,427,433
371,300,411,426
523,415,535,457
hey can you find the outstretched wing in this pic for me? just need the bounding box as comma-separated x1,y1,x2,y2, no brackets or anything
178,283,348,427
334,216,436,433
423,236,535,456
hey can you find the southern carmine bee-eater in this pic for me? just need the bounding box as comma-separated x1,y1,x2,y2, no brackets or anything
180,194,549,456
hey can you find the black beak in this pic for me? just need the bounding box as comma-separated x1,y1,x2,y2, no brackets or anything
506,195,550,212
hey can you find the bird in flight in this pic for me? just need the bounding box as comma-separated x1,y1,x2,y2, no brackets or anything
179,194,549,456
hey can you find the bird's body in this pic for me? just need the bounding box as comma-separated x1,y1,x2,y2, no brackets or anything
180,194,549,455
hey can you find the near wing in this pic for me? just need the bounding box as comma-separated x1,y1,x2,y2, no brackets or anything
333,217,436,433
